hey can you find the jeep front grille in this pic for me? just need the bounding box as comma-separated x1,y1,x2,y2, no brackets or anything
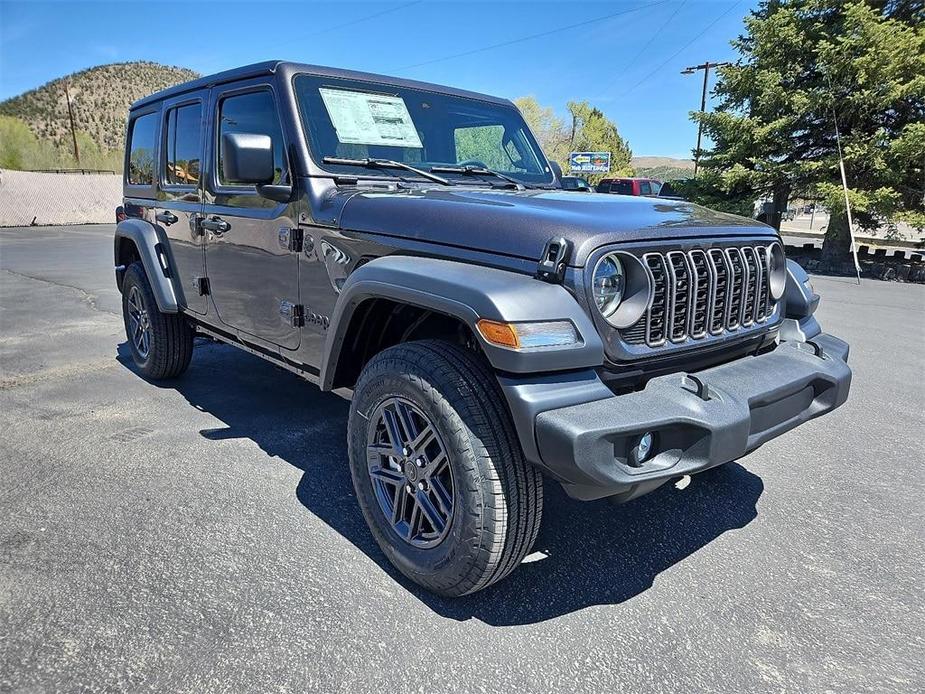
626,243,779,347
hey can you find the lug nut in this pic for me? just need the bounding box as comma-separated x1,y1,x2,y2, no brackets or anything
402,447,410,457
416,458,425,468
417,481,426,491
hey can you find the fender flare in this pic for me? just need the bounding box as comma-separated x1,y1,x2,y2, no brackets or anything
319,255,604,390
114,218,180,313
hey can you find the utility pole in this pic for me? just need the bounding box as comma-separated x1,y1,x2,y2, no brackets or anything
681,61,730,175
63,81,80,165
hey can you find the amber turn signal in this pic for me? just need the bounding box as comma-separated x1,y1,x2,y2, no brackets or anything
476,319,520,349
476,319,580,351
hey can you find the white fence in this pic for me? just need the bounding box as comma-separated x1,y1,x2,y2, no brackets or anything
0,169,122,227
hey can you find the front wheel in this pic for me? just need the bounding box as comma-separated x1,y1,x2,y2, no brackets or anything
348,340,543,597
121,261,194,380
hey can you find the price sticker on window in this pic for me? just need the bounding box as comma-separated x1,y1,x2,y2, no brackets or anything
320,88,423,148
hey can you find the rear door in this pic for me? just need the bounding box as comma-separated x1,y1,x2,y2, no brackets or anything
202,80,300,350
155,92,208,314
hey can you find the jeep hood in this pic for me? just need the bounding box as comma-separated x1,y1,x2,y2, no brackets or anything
336,187,775,266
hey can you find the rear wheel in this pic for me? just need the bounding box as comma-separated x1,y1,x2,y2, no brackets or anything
348,340,543,596
121,261,194,380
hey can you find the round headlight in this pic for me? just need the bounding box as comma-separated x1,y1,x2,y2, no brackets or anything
593,253,625,321
768,242,786,300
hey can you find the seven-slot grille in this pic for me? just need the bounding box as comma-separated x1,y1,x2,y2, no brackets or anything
627,244,779,348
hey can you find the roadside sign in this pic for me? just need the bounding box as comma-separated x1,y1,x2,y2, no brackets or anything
569,151,611,173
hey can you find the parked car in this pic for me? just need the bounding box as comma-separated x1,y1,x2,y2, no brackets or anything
596,177,662,196
114,61,852,596
560,175,593,192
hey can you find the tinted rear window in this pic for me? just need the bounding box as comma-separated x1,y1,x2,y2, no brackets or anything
126,112,157,186
610,180,633,195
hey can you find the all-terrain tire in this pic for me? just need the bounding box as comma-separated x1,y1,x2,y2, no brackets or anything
121,261,194,380
348,340,543,596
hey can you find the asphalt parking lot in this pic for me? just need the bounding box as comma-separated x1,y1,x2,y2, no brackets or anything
1,224,923,693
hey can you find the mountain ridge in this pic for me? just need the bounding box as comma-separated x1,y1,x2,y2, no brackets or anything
0,62,199,152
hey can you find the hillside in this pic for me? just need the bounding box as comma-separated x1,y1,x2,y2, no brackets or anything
631,156,695,181
0,62,198,153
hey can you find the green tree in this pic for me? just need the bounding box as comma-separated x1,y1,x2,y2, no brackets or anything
694,0,925,263
514,96,570,170
515,97,633,184
0,115,64,169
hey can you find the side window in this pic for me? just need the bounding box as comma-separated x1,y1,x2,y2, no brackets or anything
126,112,157,186
612,180,633,195
639,181,652,196
217,90,287,187
164,103,202,186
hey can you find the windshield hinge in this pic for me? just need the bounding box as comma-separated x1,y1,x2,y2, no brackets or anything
536,237,570,283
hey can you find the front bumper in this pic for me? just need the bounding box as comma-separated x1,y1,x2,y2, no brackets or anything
502,334,851,501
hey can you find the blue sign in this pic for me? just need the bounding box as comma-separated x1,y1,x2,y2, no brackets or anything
569,151,611,173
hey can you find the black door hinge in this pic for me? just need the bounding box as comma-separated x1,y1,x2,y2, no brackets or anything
536,236,570,283
291,303,305,327
279,227,304,253
280,300,305,327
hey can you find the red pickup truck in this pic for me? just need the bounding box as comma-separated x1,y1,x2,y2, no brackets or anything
595,177,662,196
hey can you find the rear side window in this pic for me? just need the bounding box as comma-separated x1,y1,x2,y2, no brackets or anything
217,90,287,186
126,112,157,186
639,181,652,196
611,180,633,195
164,103,202,186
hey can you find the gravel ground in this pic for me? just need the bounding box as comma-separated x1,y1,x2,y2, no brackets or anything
1,225,923,693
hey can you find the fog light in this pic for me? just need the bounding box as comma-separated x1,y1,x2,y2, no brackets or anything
634,431,655,464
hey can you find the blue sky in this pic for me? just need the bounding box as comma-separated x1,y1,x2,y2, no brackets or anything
0,0,756,157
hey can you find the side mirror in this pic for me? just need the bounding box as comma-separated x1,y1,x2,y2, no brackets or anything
549,160,563,183
221,132,275,184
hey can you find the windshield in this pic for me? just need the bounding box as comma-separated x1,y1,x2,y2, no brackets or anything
293,74,554,186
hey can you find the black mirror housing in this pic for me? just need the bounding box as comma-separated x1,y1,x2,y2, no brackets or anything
221,132,275,185
549,160,563,183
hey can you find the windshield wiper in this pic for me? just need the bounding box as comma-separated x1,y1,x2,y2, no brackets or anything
430,165,527,190
322,157,452,186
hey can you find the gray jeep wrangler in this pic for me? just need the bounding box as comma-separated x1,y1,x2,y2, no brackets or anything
115,61,851,596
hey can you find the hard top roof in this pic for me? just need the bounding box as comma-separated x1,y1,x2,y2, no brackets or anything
130,60,512,110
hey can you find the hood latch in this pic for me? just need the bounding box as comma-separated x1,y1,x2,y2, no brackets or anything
535,237,570,283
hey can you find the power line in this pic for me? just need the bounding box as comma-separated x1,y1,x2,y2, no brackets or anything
302,1,423,39
393,0,671,72
617,0,744,99
602,0,688,92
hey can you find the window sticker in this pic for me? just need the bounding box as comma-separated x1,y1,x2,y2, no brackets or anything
319,88,423,148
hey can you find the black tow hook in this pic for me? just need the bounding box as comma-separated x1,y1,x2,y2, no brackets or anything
681,374,712,401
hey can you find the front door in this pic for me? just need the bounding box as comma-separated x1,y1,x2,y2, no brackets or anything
202,81,300,350
155,92,207,314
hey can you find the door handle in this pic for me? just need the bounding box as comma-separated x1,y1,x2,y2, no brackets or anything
155,211,178,226
201,217,230,235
